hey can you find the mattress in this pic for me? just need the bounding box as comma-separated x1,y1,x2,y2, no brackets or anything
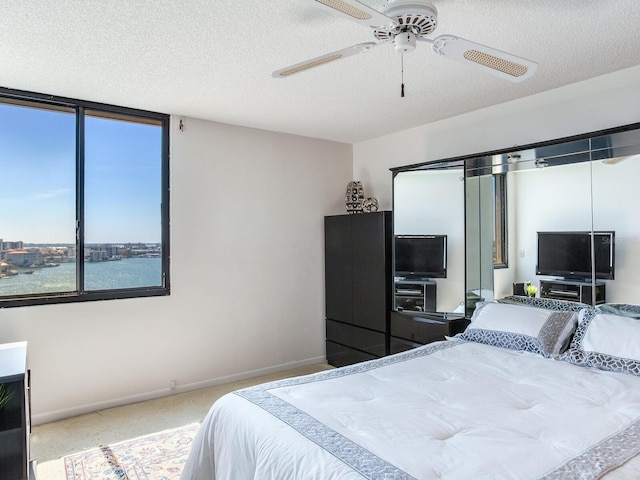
181,339,640,480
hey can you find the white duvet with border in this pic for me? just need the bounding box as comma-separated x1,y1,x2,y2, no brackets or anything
181,340,640,480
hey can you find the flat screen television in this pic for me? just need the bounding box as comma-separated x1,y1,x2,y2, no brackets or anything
536,231,615,280
395,235,447,279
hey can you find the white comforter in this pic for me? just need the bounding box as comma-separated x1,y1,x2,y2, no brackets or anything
181,340,640,480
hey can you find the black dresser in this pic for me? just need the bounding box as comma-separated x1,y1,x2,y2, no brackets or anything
324,212,393,367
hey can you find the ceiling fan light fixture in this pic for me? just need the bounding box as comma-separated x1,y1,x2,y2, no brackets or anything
394,31,417,53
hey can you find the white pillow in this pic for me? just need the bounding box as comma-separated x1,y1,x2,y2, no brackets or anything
459,302,578,358
561,309,640,376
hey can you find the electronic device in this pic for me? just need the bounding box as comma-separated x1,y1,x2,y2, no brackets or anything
536,231,615,281
395,234,447,279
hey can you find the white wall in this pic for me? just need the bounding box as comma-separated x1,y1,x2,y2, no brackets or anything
0,118,352,424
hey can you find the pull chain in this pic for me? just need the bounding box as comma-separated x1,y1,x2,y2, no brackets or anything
401,54,405,98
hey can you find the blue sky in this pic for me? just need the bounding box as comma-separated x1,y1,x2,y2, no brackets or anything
0,102,162,244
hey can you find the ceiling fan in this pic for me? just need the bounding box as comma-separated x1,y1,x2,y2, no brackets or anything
273,0,538,83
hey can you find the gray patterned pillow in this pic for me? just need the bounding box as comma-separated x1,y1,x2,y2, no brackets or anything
459,301,578,358
560,308,640,376
498,295,590,312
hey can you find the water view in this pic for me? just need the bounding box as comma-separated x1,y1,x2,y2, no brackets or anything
0,257,162,296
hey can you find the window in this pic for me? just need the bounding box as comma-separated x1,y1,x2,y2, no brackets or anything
0,89,169,307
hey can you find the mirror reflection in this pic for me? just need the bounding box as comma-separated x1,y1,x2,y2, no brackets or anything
465,167,497,315
494,157,594,303
393,168,465,314
393,123,640,317
591,153,640,303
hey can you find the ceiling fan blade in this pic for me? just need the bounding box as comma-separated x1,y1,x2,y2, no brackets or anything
426,35,538,82
603,154,640,165
310,0,395,28
272,42,379,78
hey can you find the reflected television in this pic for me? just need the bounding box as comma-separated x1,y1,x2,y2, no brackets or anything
536,231,615,280
395,235,447,279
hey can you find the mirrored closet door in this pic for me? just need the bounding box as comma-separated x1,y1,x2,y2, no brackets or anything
391,122,640,316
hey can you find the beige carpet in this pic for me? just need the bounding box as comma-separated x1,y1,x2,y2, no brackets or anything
32,363,332,480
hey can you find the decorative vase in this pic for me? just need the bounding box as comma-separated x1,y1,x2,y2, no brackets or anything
363,197,379,213
345,181,365,214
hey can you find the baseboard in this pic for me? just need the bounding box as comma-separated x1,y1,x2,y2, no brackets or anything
32,355,327,426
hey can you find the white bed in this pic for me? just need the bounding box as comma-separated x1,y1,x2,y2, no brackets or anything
181,301,640,480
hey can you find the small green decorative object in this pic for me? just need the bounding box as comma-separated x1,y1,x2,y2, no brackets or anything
525,282,538,297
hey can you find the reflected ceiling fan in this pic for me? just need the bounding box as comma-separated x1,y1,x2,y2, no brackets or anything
603,154,640,165
273,0,538,85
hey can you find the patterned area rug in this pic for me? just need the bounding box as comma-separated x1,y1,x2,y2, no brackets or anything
64,423,200,480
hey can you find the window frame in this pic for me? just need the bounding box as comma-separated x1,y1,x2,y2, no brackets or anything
0,87,170,308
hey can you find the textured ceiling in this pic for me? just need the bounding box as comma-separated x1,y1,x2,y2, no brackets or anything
1,1,639,144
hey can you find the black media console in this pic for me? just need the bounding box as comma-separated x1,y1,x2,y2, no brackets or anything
394,279,436,312
539,279,606,304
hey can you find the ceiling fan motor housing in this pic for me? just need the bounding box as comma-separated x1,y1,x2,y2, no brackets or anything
374,0,438,42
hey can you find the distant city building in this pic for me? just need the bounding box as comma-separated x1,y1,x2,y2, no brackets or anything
0,239,160,266
1,239,25,260
6,249,41,267
87,250,108,262
1,240,24,250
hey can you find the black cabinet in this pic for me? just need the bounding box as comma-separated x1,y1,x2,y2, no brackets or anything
394,280,437,312
325,212,393,367
389,311,468,354
0,342,32,480
539,279,606,304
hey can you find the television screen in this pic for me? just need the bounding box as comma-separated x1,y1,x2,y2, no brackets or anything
536,231,615,280
395,235,447,278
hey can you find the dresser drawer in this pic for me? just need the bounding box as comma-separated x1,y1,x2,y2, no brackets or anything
390,311,468,345
389,336,423,354
326,341,378,367
326,319,386,357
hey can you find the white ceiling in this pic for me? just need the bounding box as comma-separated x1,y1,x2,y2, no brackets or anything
1,1,639,144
